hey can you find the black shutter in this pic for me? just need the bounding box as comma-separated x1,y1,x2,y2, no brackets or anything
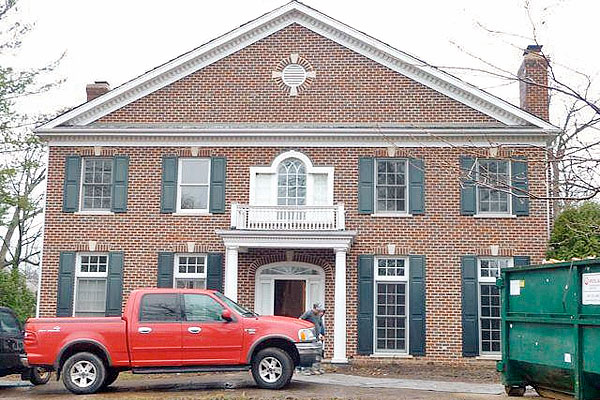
358,158,374,214
157,252,174,288
409,158,425,215
461,255,479,357
409,255,426,356
514,256,531,267
56,252,76,317
161,156,178,213
111,156,129,213
460,156,476,216
209,157,226,214
105,252,124,316
511,157,529,216
206,253,224,292
357,255,374,354
63,156,81,213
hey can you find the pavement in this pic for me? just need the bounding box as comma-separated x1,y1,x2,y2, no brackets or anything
0,371,530,399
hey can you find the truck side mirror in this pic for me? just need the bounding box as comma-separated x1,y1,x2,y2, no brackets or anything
221,309,232,322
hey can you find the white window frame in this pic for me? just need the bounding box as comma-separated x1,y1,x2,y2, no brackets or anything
79,157,113,212
477,257,513,356
475,159,512,217
173,253,207,289
176,158,211,214
373,158,409,216
73,252,109,317
373,256,409,355
249,150,334,206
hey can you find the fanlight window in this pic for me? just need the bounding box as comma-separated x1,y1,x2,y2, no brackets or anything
277,158,306,206
261,265,320,276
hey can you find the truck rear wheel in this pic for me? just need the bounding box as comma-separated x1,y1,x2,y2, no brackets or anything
251,347,293,389
29,367,51,385
62,352,106,395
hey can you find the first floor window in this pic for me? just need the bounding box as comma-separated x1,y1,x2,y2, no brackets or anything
478,258,512,354
178,158,210,212
477,159,510,214
375,159,407,213
74,253,108,317
174,254,207,289
374,257,408,353
81,158,112,211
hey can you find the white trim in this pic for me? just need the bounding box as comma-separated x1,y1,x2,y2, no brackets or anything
473,214,517,219
174,253,207,289
217,229,355,250
369,353,414,359
73,252,109,317
37,2,557,130
475,159,512,217
370,213,414,218
374,158,409,215
36,150,50,318
79,157,113,213
176,157,211,214
75,211,115,216
476,354,502,361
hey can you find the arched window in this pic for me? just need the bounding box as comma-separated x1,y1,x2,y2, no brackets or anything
277,158,306,205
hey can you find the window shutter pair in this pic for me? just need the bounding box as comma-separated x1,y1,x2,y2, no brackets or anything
62,155,129,213
160,156,226,214
461,255,530,357
357,255,426,356
56,251,124,317
358,157,425,215
156,252,223,292
459,156,529,216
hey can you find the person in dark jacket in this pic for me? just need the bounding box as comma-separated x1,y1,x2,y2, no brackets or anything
299,303,325,375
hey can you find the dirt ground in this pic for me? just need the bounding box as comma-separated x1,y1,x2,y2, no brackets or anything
326,362,501,383
0,371,522,400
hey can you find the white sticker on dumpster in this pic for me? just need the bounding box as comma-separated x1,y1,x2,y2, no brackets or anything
510,280,521,296
582,273,600,305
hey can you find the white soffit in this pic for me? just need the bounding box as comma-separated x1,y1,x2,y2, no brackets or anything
37,1,558,131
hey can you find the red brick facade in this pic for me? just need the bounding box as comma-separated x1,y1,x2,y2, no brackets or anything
39,15,551,364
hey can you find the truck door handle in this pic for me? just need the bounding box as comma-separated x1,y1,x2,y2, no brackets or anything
138,327,152,334
187,327,202,334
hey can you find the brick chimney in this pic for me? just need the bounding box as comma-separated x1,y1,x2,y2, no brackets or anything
86,81,110,102
518,45,549,121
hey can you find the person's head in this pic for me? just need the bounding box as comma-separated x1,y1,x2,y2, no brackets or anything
313,302,325,315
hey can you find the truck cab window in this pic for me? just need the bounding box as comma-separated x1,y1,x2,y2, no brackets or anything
139,294,181,322
183,294,224,322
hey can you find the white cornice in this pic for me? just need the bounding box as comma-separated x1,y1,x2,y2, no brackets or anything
216,229,357,250
37,1,558,132
37,127,554,148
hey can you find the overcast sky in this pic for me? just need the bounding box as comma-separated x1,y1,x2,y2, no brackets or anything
11,0,600,125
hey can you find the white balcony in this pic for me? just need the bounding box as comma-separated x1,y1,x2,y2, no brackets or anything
230,203,346,231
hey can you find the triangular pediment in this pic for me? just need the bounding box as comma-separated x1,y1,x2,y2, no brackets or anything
38,1,557,131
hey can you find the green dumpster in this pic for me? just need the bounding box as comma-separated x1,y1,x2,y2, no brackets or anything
498,259,600,399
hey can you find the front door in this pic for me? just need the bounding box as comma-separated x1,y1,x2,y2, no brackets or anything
181,293,243,365
274,280,306,317
129,293,182,367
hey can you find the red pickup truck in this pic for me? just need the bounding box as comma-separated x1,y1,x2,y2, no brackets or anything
24,289,321,394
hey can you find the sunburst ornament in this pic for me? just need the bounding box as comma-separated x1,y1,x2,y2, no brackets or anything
271,54,316,96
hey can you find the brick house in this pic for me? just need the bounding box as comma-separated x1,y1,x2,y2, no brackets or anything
35,1,558,363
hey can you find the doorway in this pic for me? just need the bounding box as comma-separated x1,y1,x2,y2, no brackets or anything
274,280,306,317
255,262,325,316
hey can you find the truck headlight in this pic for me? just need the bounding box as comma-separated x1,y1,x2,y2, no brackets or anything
298,328,316,342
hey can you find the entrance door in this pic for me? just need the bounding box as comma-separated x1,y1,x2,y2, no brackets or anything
274,280,306,317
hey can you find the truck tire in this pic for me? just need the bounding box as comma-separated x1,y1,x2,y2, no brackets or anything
101,368,119,389
505,385,526,397
251,347,294,390
62,352,107,395
29,367,51,385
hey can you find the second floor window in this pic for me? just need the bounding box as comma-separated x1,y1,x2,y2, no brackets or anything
375,159,407,213
178,158,210,212
477,160,510,214
81,158,112,211
277,158,306,206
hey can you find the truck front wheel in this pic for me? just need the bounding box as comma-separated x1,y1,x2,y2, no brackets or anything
62,352,106,395
251,347,294,389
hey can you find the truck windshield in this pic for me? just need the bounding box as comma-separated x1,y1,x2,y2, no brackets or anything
214,292,258,317
0,310,21,334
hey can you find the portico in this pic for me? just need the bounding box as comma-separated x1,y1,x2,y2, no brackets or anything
217,227,355,364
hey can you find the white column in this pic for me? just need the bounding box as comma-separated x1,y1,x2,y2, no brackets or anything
332,247,348,363
224,245,239,302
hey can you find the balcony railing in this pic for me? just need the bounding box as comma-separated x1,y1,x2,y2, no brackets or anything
230,203,345,231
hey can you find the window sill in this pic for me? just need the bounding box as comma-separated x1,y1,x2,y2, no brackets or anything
75,211,115,216
173,212,212,216
474,214,516,219
370,213,413,218
476,354,501,361
369,353,413,358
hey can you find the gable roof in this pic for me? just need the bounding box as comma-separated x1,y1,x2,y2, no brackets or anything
38,1,557,131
